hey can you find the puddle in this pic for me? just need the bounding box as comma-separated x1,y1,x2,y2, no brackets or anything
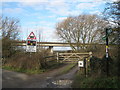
52,79,73,86
46,77,52,79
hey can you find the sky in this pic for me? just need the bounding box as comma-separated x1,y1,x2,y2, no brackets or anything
1,0,118,43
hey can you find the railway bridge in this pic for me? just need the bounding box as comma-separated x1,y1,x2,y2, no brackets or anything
13,41,117,53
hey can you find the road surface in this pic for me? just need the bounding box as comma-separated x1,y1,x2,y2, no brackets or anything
2,64,78,88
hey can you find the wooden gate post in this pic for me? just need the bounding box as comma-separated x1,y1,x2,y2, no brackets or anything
86,58,88,77
84,57,88,77
89,52,92,57
57,52,59,62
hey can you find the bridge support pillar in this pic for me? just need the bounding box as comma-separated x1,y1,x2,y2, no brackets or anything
49,46,53,54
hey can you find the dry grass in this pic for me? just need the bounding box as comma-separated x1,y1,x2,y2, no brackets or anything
3,49,56,71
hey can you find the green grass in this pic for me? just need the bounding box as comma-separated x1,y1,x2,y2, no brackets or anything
2,62,65,74
45,61,63,70
2,66,45,74
72,71,120,88
2,62,76,75
55,63,76,76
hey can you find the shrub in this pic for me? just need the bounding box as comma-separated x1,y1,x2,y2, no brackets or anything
3,49,56,71
90,55,118,77
72,72,119,88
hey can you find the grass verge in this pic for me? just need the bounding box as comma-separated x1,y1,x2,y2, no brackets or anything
72,71,120,88
55,63,77,76
2,62,65,74
2,66,45,74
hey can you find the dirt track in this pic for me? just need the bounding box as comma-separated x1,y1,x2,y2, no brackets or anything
2,64,78,88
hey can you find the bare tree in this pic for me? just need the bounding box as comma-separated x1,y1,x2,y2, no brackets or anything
2,17,20,40
1,16,20,58
103,1,120,44
37,28,44,51
56,15,108,52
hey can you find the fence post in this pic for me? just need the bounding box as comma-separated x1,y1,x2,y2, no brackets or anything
86,58,88,77
57,52,59,62
84,58,86,77
89,52,92,58
84,57,88,77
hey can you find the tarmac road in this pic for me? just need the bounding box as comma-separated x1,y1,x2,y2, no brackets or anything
2,64,78,88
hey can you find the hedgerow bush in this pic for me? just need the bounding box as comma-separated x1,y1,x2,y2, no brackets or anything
90,55,118,77
3,49,56,71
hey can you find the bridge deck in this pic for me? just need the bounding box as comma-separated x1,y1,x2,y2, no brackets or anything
13,41,118,47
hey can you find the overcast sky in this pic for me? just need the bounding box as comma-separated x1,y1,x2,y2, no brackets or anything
1,0,118,42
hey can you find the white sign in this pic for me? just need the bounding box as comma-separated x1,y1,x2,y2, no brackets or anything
78,61,84,67
26,32,37,52
26,45,36,52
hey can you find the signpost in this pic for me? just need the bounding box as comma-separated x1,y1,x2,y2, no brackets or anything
102,27,112,77
106,28,109,77
26,32,37,52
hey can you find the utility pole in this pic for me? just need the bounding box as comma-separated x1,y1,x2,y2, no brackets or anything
106,28,109,77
